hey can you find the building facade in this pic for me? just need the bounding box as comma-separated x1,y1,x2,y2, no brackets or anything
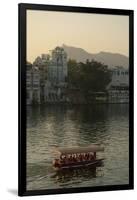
48,47,67,85
107,66,129,103
26,63,40,105
26,47,68,104
33,54,50,103
44,47,68,102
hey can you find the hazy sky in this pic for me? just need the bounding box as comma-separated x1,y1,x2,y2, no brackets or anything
27,10,129,62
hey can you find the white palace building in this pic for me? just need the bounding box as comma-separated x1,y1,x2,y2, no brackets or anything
26,47,68,104
26,63,40,105
107,66,129,103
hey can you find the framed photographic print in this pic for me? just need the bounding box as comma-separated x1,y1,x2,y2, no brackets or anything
18,3,134,196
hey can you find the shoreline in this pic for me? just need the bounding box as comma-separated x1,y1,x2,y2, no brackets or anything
26,102,129,106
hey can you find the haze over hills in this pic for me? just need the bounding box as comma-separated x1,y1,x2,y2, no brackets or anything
62,44,129,69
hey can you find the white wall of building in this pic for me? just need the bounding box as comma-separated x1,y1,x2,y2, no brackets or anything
110,67,129,87
48,47,68,84
26,65,41,104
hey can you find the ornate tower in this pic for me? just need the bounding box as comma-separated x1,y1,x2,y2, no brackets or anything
49,47,67,84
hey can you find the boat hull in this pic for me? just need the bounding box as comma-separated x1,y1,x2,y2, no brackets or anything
53,158,104,171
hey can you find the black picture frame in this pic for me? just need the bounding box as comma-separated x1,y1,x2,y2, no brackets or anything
18,3,134,196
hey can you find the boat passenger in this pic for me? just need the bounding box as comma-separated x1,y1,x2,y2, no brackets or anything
89,153,94,160
87,153,90,160
83,154,86,161
75,154,79,162
54,159,60,167
79,154,83,162
69,155,73,163
60,156,66,164
64,156,69,164
85,153,88,160
72,155,76,162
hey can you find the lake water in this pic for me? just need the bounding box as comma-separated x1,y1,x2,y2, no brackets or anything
26,104,129,190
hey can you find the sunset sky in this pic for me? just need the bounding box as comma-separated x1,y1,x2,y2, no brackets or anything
27,10,129,63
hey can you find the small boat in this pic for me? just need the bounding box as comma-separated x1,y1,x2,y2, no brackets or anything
52,144,104,171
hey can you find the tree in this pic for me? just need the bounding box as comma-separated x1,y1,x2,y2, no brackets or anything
68,59,112,93
80,60,112,92
67,59,81,88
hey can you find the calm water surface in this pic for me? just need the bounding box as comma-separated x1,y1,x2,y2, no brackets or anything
26,104,129,190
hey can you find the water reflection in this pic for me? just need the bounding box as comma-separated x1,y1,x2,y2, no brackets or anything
51,162,104,185
27,104,129,190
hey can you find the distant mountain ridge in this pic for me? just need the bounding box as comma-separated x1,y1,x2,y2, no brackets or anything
62,44,129,69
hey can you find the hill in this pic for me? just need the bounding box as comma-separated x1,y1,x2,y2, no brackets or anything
62,44,129,68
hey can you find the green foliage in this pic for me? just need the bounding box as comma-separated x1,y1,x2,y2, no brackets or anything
67,59,81,88
68,59,112,93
